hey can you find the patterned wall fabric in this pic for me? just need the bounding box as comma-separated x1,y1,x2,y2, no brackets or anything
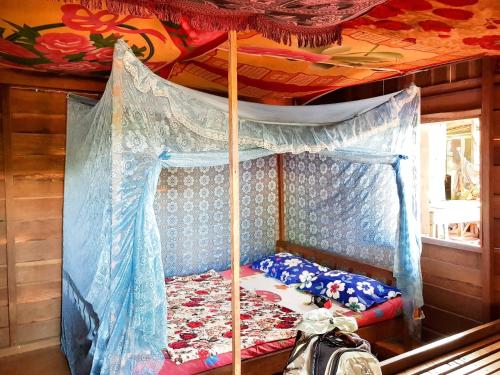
284,153,398,270
155,155,278,276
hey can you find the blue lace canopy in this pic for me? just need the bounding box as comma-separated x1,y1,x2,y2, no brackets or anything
62,39,423,374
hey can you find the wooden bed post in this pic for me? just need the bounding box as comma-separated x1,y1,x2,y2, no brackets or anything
277,154,286,242
228,30,241,375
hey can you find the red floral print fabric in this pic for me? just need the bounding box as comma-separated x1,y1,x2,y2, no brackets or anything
165,270,301,365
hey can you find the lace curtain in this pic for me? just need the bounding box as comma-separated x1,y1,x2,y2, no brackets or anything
285,153,399,270
155,156,278,277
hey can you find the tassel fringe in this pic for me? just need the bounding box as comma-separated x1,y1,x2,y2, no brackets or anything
58,0,345,47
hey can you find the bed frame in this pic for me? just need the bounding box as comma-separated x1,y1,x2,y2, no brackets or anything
200,241,404,375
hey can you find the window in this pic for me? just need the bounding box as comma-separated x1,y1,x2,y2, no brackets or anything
420,118,480,246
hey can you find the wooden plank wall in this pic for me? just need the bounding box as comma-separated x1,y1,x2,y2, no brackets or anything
420,243,483,339
492,64,500,319
8,87,65,345
314,58,497,340
0,72,103,353
0,88,8,348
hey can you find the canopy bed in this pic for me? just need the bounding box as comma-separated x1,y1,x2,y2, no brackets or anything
62,39,423,374
158,242,405,375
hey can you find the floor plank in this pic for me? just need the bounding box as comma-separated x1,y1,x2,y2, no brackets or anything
0,346,70,375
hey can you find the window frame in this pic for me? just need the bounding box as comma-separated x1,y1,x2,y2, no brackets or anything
419,116,482,250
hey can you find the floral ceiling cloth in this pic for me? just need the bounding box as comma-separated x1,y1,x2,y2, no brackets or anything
66,0,387,46
1,0,499,103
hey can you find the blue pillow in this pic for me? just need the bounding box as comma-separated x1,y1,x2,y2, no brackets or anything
251,253,329,285
297,269,401,312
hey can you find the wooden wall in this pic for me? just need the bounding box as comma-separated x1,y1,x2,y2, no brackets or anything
0,71,103,354
315,58,499,340
420,243,483,339
491,65,500,319
0,87,7,348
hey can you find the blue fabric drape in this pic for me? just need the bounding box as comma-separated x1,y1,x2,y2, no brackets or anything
392,156,423,334
62,39,423,374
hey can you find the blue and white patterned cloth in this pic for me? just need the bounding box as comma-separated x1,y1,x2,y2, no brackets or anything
251,253,329,285
298,269,401,312
156,156,278,276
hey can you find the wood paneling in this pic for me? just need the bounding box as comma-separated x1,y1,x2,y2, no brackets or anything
1,86,14,348
9,90,66,116
423,305,481,336
17,299,60,325
0,328,8,348
5,88,66,346
16,281,61,305
0,76,101,352
10,113,66,134
13,179,63,199
0,268,6,289
14,218,62,243
310,59,483,106
12,198,62,221
0,70,105,93
16,260,62,285
422,284,483,322
421,257,481,287
15,239,61,263
0,305,8,328
421,242,484,336
12,155,65,179
0,288,8,307
11,134,65,156
421,88,482,115
16,318,60,344
490,59,500,319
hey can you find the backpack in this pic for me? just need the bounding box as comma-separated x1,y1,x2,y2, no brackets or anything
284,310,381,375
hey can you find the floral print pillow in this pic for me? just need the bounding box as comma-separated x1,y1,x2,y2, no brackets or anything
251,253,329,285
297,270,401,312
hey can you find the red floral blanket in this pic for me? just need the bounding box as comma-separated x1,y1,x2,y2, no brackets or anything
165,270,300,364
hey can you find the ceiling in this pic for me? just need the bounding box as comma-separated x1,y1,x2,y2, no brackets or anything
1,0,499,103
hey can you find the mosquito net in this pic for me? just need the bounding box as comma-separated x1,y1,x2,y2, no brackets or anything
62,39,422,374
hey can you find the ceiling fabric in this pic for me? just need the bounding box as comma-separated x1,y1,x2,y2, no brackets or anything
0,0,499,103
71,0,387,46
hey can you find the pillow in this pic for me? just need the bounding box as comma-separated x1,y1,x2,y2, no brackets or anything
251,253,329,285
297,269,401,312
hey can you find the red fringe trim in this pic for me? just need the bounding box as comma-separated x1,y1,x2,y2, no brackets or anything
59,0,348,47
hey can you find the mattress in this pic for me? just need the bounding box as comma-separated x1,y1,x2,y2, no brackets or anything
159,265,402,374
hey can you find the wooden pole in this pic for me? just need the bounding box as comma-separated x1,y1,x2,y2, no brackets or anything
277,154,286,243
228,30,241,375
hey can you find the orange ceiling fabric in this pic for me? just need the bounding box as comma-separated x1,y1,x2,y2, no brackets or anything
65,0,387,46
0,0,499,103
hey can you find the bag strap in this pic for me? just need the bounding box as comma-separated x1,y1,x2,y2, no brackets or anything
287,327,344,368
286,332,322,367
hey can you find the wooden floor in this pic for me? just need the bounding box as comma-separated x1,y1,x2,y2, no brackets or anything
398,334,500,375
0,346,70,375
381,320,500,375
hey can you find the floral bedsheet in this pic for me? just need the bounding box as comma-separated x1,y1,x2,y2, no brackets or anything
165,270,301,365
